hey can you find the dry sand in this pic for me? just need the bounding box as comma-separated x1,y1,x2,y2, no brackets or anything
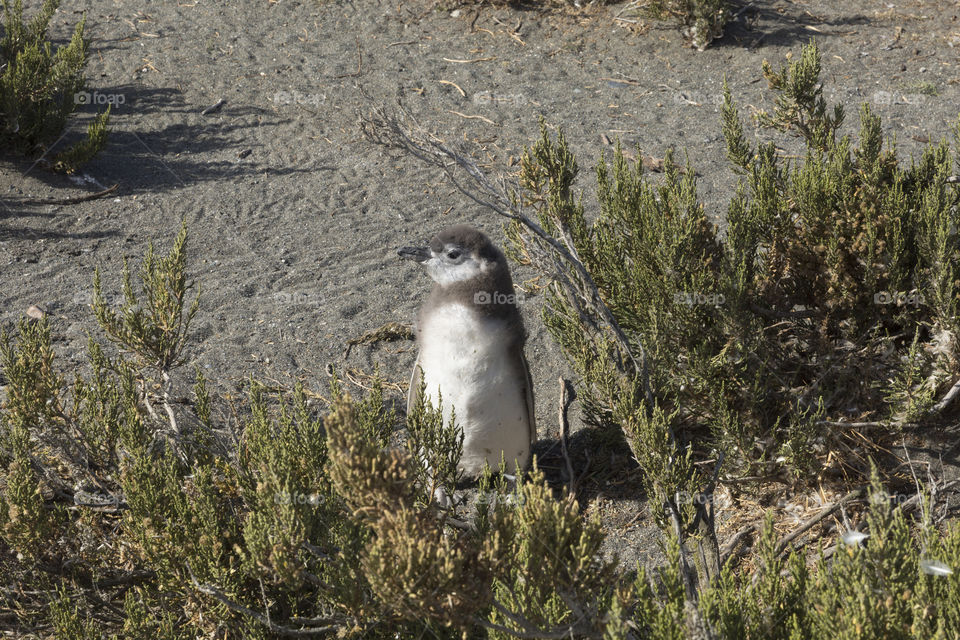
2,0,959,568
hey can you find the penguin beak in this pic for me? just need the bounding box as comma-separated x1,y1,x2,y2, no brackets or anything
398,246,431,263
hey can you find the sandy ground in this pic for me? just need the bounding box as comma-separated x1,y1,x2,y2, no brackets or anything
2,0,959,568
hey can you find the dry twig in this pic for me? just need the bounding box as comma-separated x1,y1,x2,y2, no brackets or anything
447,110,497,126
187,562,345,636
558,377,575,494
18,183,119,205
438,79,466,97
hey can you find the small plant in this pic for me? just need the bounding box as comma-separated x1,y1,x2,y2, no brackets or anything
756,42,845,150
92,219,200,455
638,0,731,50
93,219,199,374
404,382,464,506
0,0,109,171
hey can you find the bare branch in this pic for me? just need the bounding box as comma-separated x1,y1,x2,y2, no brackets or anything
186,563,345,637
929,377,960,415
719,524,758,565
773,486,865,557
821,375,960,430
558,377,576,495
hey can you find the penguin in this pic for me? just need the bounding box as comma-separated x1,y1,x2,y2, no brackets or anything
398,224,535,478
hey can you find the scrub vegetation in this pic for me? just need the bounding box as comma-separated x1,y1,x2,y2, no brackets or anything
2,39,959,639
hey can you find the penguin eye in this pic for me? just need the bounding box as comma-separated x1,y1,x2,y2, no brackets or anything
446,249,461,260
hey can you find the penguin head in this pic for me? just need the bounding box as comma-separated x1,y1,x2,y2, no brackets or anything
398,225,504,287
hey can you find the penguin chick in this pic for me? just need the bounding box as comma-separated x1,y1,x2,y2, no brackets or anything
398,224,535,478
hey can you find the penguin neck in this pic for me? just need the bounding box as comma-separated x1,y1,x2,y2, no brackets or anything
424,268,523,326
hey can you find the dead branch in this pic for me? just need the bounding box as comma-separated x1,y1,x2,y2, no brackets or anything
719,524,758,565
558,377,576,494
773,486,865,557
820,478,960,561
187,562,345,637
820,375,960,430
929,377,960,415
691,453,724,590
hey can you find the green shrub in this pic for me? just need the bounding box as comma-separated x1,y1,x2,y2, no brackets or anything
636,0,731,50
2,218,959,638
508,38,959,492
0,224,623,637
0,0,109,171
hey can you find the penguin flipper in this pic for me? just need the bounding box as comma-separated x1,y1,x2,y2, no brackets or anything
406,351,424,417
518,351,537,450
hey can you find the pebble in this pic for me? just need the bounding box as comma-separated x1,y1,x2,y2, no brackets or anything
26,305,46,319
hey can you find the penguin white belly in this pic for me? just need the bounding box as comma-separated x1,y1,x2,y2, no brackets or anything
418,303,530,477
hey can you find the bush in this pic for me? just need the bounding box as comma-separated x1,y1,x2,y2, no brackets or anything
1,302,957,638
0,223,625,638
508,38,959,490
626,0,731,50
0,0,109,172
1,225,959,639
